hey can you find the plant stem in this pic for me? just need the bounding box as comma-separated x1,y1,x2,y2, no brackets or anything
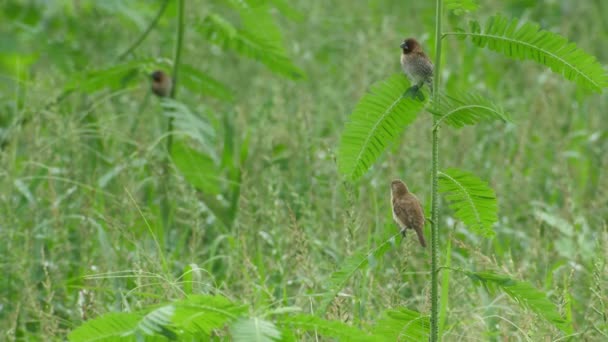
117,0,170,61
430,0,443,341
168,0,185,149
160,0,185,237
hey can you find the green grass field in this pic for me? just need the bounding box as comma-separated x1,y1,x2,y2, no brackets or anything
1,0,607,340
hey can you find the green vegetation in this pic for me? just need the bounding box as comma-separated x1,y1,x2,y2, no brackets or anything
1,0,606,341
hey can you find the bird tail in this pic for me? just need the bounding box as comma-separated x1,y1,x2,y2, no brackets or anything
414,228,426,247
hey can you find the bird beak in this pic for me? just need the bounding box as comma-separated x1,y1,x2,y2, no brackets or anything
400,42,407,49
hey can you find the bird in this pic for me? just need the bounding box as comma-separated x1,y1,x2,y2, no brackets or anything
400,38,434,93
150,70,172,98
390,179,427,247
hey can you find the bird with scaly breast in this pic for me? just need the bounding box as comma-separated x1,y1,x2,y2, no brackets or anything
391,179,427,247
400,38,434,93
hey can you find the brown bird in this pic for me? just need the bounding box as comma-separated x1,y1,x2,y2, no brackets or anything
400,38,434,92
150,70,172,98
391,179,426,247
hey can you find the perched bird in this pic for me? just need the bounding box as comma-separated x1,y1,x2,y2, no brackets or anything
150,70,172,98
400,38,434,93
391,179,427,247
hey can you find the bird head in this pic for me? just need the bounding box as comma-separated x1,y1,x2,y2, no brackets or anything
391,179,409,195
400,38,421,54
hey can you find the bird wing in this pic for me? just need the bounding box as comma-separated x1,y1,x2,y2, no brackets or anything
392,198,408,228
403,195,425,229
415,52,434,76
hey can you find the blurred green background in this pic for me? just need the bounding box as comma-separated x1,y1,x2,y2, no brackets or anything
1,0,607,340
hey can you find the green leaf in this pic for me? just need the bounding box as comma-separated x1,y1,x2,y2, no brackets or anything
179,64,233,101
452,15,608,92
172,295,248,335
445,0,478,14
438,168,498,237
162,99,217,159
137,305,177,339
465,271,573,334
318,234,396,314
430,92,509,129
267,0,304,21
171,140,221,195
68,312,140,341
238,4,283,49
230,317,281,342
64,59,146,93
280,314,372,342
338,74,426,180
373,307,430,341
69,295,246,341
197,14,304,79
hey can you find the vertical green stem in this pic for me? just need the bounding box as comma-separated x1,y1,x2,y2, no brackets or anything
167,0,185,150
430,0,443,341
160,0,185,236
117,0,170,61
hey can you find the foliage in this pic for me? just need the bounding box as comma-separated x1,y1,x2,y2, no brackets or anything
438,168,498,237
452,15,608,93
230,318,282,342
338,75,426,180
318,234,396,314
465,271,574,334
68,295,246,341
1,0,607,341
445,0,478,13
429,92,509,128
67,313,143,342
373,307,430,341
69,295,377,341
196,13,304,80
280,314,373,341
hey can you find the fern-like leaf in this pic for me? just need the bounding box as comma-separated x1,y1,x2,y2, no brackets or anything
230,317,281,342
69,295,247,341
172,295,248,335
465,271,573,334
197,14,304,79
161,99,217,161
68,313,140,341
373,307,430,341
438,168,497,237
137,305,177,339
171,140,221,195
449,15,608,92
338,74,426,180
179,64,234,101
64,59,146,94
430,92,509,129
280,314,372,342
318,234,395,314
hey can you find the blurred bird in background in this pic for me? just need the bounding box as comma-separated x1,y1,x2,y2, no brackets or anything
150,70,172,98
400,38,434,93
391,179,427,247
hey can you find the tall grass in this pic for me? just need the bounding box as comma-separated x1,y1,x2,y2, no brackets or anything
0,0,606,340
